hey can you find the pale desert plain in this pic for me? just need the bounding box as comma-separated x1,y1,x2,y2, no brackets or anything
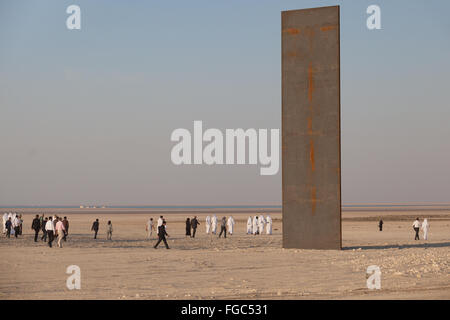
0,205,449,300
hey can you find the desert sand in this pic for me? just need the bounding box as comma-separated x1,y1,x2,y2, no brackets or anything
0,206,449,300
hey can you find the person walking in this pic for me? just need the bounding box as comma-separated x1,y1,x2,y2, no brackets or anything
378,219,383,231
191,216,200,238
55,218,66,248
106,221,113,240
205,215,211,234
31,214,41,242
185,218,191,237
62,217,69,241
146,218,155,239
12,215,20,238
227,216,235,235
46,217,55,248
246,216,253,235
211,215,218,235
157,216,164,235
154,221,170,249
265,215,273,235
18,214,23,235
5,217,12,238
218,216,227,238
422,218,429,240
91,219,99,239
2,213,7,235
413,218,421,240
41,217,48,241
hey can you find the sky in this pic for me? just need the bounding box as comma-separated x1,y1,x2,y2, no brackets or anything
1,0,449,206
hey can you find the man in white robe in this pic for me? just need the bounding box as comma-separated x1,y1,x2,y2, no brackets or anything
12,215,20,238
246,216,253,234
227,216,235,235
2,213,7,234
422,218,429,240
211,215,218,234
258,215,266,234
252,216,259,235
205,215,211,234
146,218,155,239
266,215,273,235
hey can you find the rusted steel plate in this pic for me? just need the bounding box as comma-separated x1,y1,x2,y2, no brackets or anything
282,6,341,249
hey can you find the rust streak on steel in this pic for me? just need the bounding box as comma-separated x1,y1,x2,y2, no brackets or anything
308,62,314,102
320,25,337,32
283,28,300,35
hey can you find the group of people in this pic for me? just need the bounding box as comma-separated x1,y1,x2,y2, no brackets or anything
90,219,114,240
412,218,429,240
185,216,200,238
246,215,273,235
377,217,430,240
144,216,171,249
204,215,236,238
3,213,70,248
2,212,23,238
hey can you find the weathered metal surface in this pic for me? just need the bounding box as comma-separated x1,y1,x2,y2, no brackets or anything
282,6,341,249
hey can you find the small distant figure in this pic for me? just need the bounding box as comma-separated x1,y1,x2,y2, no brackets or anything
45,217,55,248
252,216,259,235
32,214,41,242
227,216,235,235
39,214,44,229
191,216,200,238
205,215,211,234
53,215,58,230
211,215,218,235
218,216,227,238
2,213,7,234
154,221,170,249
157,216,164,235
266,215,273,235
55,217,66,248
412,218,421,240
258,214,266,234
146,218,155,239
41,217,48,241
91,219,99,239
12,215,20,238
5,217,12,238
185,218,191,237
378,219,383,231
422,218,429,240
18,214,23,235
247,216,253,235
62,217,69,241
106,221,113,240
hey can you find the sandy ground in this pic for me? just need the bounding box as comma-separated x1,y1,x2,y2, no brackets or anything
0,207,449,300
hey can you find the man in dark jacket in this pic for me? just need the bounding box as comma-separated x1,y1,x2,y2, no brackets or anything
31,214,41,242
91,219,99,239
154,221,170,249
41,217,48,241
5,217,12,238
62,217,69,241
190,216,200,238
218,216,227,238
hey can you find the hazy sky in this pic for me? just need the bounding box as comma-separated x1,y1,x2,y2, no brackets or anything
1,0,449,206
